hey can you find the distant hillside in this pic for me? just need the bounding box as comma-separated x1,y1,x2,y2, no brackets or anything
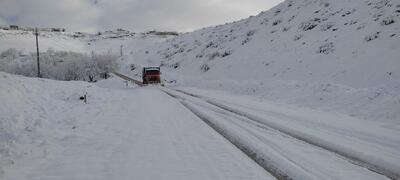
0,28,176,81
0,28,177,54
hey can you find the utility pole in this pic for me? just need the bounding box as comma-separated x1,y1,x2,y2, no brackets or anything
120,45,123,57
35,27,41,78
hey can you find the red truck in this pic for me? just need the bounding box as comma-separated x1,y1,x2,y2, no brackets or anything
142,67,161,84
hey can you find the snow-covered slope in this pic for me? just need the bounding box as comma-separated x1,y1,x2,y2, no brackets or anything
129,0,399,87
0,71,91,175
0,29,175,54
0,30,87,53
122,0,400,122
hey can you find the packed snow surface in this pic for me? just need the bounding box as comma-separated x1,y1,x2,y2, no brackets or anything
171,86,400,179
0,72,272,180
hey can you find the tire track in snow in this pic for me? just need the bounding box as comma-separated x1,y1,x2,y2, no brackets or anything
111,72,396,179
162,88,395,180
161,89,293,180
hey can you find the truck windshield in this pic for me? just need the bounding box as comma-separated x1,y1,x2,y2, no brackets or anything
145,70,160,75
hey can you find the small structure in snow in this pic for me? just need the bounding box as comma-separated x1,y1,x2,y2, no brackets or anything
10,25,19,30
51,28,66,32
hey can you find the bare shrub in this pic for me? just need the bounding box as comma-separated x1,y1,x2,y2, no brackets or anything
317,42,335,55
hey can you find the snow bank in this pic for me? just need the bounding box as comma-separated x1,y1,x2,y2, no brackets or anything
0,72,89,175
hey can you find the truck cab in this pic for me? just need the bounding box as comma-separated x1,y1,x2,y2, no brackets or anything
142,67,161,84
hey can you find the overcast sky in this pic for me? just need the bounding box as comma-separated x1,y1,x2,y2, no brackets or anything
0,0,283,33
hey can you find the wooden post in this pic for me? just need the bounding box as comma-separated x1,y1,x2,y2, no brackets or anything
35,27,41,78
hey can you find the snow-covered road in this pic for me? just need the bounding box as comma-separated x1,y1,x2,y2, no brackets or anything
167,87,400,179
162,87,396,180
1,74,399,180
1,75,272,180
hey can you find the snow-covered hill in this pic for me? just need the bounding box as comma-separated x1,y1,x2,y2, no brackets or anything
129,0,399,88
0,30,87,53
122,0,400,122
0,29,176,54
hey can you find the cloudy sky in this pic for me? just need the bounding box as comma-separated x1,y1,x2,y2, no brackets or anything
0,0,283,33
